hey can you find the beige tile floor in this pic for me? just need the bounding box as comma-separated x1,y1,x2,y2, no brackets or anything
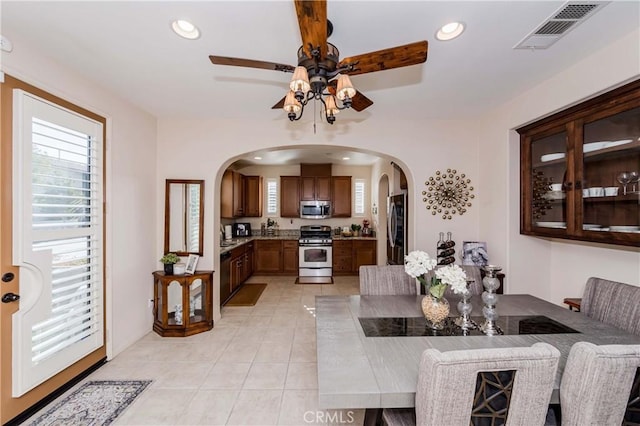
27,275,365,426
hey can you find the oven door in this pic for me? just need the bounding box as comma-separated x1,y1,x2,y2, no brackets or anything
299,245,332,268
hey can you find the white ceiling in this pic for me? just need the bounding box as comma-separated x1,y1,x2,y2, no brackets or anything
1,1,639,165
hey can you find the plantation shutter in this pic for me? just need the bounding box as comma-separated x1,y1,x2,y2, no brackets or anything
354,179,365,216
266,178,278,215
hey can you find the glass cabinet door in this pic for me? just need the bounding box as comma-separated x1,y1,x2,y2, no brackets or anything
189,278,204,323
581,106,640,235
529,129,568,231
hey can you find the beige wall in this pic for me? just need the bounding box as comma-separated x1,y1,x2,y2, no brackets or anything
2,32,158,357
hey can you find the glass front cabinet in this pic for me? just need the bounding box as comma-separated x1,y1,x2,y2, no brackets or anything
519,80,640,247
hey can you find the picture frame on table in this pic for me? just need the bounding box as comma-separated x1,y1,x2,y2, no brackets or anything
185,254,199,274
461,241,489,266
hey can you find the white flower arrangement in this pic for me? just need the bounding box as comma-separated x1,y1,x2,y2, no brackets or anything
405,250,468,299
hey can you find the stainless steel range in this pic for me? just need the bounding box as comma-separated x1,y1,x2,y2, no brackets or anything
298,225,333,284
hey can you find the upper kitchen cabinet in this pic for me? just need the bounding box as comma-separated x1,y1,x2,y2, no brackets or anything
300,176,331,201
519,80,640,247
332,176,352,218
280,176,300,218
244,175,263,217
222,171,262,218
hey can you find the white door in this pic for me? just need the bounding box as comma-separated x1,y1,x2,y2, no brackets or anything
0,77,106,422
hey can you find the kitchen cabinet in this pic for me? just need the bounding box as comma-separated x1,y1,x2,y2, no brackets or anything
254,240,283,273
301,176,331,201
221,170,244,218
152,270,213,337
280,176,300,218
331,176,352,218
244,176,263,217
282,240,299,273
228,241,254,294
333,239,377,274
518,79,640,247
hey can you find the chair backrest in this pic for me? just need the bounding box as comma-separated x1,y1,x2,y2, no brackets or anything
581,277,640,335
359,265,417,295
560,342,640,426
415,343,560,426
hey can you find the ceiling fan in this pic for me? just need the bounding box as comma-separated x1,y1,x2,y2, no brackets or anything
209,0,428,124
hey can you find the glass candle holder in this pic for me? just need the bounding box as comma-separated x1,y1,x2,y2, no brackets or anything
480,265,502,336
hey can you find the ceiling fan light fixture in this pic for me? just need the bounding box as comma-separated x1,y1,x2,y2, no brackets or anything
171,20,200,40
290,66,310,94
336,74,356,101
325,95,340,116
284,91,302,117
436,21,465,41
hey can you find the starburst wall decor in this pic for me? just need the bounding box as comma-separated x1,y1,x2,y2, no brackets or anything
422,169,474,220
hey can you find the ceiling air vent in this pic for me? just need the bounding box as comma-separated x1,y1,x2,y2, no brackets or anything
514,1,608,50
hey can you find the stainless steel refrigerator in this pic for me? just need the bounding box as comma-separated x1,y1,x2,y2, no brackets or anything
387,193,407,265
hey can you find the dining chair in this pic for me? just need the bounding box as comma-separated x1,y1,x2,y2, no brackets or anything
581,277,640,336
558,341,640,426
359,265,417,295
382,342,560,426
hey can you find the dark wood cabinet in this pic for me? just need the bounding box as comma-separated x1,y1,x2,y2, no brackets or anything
280,176,300,218
244,176,263,217
331,176,352,218
222,170,245,218
332,240,353,274
301,176,331,201
282,240,299,273
152,271,213,337
518,79,640,247
353,240,377,271
254,240,283,273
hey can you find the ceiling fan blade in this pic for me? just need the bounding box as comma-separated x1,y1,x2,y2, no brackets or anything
338,41,428,76
272,96,286,110
209,56,295,73
294,0,327,59
327,81,374,112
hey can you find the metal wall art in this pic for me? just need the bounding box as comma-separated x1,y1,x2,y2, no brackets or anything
423,169,474,220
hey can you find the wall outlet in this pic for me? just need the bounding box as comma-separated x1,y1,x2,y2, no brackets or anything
148,299,154,308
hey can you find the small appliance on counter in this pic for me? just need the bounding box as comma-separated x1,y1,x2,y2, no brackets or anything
224,225,233,241
233,222,252,237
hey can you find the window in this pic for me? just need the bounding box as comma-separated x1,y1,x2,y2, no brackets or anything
266,178,278,215
354,179,365,216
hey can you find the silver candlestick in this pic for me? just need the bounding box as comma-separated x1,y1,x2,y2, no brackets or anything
455,281,477,330
480,265,502,336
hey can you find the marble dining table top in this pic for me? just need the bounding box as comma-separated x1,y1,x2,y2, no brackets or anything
315,294,640,409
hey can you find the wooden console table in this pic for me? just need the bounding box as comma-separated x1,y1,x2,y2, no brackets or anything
152,270,213,337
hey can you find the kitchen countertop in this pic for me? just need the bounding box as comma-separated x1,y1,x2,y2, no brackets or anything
220,235,377,254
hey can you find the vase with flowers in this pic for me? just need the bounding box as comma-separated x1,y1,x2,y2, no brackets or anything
405,250,468,330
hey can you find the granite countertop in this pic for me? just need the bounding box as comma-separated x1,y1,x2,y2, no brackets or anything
220,235,377,254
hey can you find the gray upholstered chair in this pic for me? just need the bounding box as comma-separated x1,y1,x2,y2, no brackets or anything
359,265,417,295
559,342,640,425
581,277,640,336
382,342,560,426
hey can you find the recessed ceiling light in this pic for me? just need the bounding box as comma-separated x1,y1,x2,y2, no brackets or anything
253,156,262,160
171,20,200,40
342,157,350,160
436,22,465,41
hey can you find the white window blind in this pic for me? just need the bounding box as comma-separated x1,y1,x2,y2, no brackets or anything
187,184,200,252
354,179,365,216
266,178,278,215
30,117,102,364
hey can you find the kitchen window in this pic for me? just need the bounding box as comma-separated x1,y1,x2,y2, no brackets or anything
266,178,278,215
354,179,365,216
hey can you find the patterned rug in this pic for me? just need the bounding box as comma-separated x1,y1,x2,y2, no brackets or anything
29,380,151,426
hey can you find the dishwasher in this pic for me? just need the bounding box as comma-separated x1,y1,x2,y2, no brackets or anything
220,251,231,305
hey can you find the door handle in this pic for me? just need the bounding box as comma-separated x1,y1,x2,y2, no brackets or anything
2,292,20,303
2,272,15,282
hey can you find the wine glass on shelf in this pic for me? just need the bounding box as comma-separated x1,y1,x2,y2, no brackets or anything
630,171,639,193
617,172,632,195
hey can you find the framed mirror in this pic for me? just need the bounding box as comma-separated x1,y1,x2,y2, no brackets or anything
164,179,204,256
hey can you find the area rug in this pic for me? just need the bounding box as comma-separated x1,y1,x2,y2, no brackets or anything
225,283,267,306
29,380,151,426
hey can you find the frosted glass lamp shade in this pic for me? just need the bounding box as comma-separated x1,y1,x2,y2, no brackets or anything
283,91,302,113
325,95,339,115
336,74,356,100
290,66,310,93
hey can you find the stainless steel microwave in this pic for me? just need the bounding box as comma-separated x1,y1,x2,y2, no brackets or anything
300,200,332,219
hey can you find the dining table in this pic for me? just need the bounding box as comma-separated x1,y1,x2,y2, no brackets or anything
315,293,640,417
